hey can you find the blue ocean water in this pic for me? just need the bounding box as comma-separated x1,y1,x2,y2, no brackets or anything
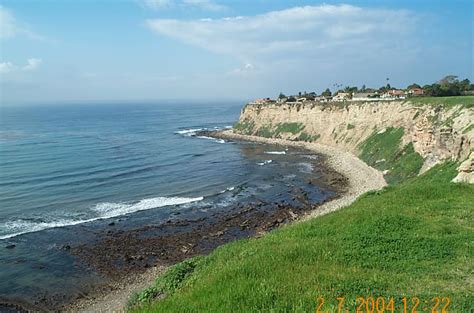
0,101,334,308
0,102,247,239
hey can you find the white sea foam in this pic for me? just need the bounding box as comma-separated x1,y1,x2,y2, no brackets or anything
196,136,226,144
175,128,203,136
0,196,203,240
265,151,286,155
303,154,319,160
298,162,314,173
257,160,273,166
92,196,204,217
219,186,236,193
176,128,226,143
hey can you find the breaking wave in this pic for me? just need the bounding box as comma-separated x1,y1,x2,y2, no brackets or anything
0,196,203,240
175,127,227,143
265,151,286,155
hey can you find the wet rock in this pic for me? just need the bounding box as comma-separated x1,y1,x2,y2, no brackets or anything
288,210,298,219
108,222,115,226
5,244,16,249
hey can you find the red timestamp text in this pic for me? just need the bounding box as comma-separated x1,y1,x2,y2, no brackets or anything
316,296,451,313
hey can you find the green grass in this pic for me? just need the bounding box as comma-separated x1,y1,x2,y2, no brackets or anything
408,96,474,108
255,124,274,138
462,124,474,134
128,258,203,308
359,127,424,184
347,123,355,130
275,122,305,135
233,118,256,135
132,162,474,312
297,132,319,142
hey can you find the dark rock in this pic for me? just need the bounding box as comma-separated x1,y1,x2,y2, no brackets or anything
108,222,115,226
5,244,16,249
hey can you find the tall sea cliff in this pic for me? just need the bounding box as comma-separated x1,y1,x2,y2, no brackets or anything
234,99,474,183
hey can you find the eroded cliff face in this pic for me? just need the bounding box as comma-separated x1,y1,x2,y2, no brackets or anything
235,101,473,183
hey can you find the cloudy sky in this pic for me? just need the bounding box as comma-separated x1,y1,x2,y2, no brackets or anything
0,0,472,104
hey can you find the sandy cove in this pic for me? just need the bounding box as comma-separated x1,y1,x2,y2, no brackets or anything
67,130,386,312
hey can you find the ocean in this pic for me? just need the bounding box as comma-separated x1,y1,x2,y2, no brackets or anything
0,101,334,309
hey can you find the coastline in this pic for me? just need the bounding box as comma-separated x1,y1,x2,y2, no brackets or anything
213,130,387,220
67,129,386,312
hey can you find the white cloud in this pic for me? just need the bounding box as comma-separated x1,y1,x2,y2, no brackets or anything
142,0,227,11
0,5,42,40
23,58,42,71
182,0,226,11
0,58,42,74
0,62,15,74
0,5,19,39
142,0,173,10
230,63,258,76
147,4,417,65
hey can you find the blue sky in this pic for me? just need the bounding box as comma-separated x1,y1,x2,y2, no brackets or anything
0,0,472,104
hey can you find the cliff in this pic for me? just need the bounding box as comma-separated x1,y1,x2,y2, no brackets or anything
234,99,474,184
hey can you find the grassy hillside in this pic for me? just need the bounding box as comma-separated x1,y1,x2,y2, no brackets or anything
130,162,474,312
408,96,474,108
358,127,424,184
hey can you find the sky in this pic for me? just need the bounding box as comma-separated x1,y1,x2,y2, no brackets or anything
0,0,472,105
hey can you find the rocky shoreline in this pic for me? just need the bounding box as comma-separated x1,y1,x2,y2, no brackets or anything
212,130,387,221
63,133,351,312
11,130,385,312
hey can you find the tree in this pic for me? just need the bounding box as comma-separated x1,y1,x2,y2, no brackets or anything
344,86,358,93
459,79,471,91
321,88,332,97
437,75,458,85
278,92,286,99
378,83,392,92
361,84,366,92
422,77,472,96
407,83,421,89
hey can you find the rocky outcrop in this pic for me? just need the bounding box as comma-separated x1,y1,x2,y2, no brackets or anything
236,100,474,183
452,152,474,184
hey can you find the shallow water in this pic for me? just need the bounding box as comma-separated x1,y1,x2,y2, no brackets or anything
0,101,334,308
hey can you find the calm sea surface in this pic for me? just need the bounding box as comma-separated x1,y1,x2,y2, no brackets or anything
0,102,333,308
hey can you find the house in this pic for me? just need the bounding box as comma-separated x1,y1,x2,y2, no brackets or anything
382,89,406,99
251,98,274,104
352,92,378,101
332,92,350,101
408,88,424,96
389,89,406,98
313,96,332,102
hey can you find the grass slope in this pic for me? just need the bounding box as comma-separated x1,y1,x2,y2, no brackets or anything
131,162,474,312
359,127,424,184
408,96,474,108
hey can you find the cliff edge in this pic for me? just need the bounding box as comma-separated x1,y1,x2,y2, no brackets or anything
234,98,474,183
